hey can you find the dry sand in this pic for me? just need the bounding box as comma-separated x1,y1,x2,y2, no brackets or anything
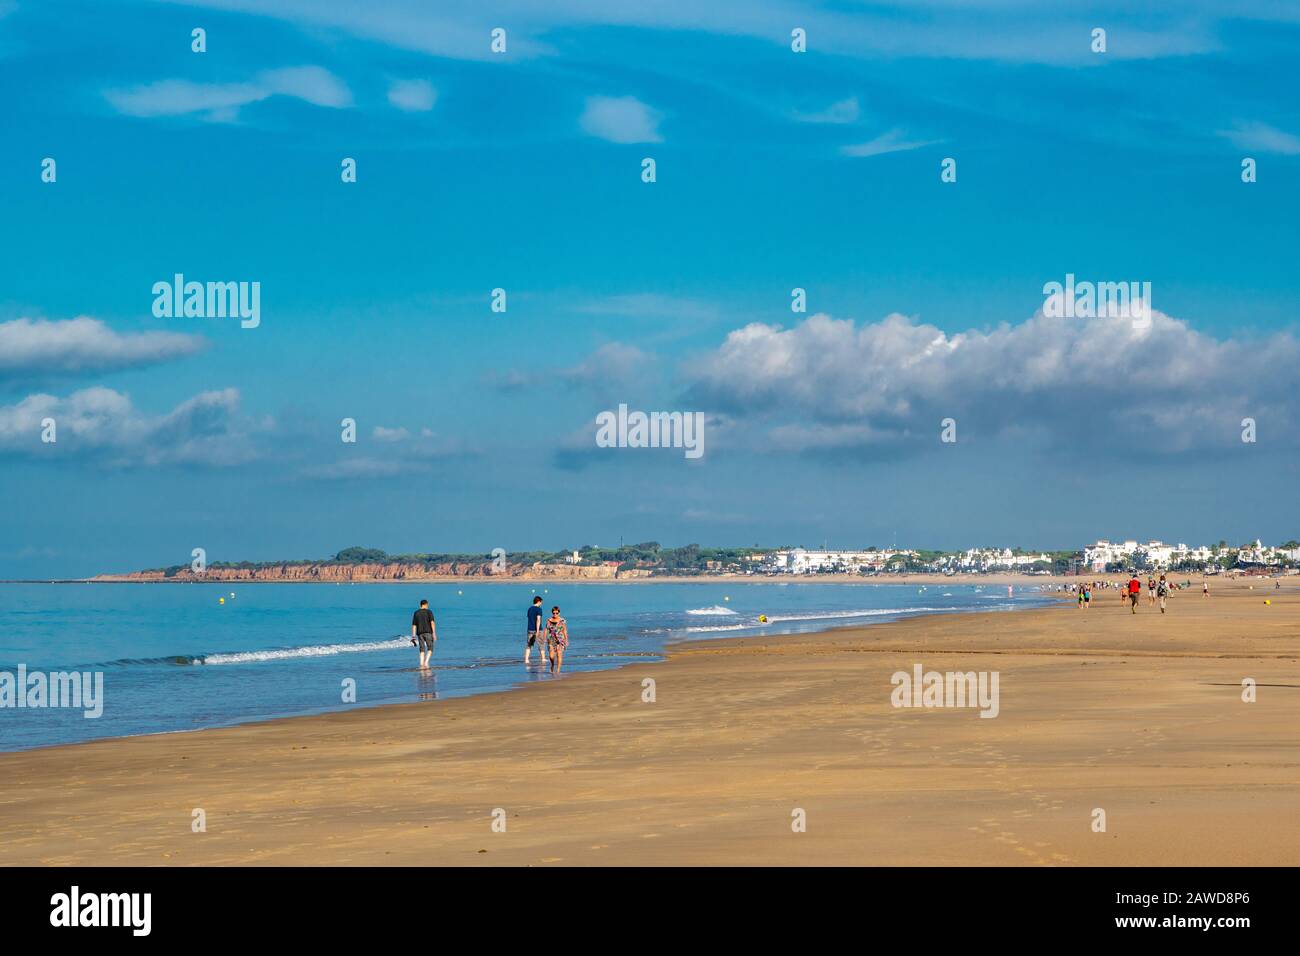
2,578,1297,866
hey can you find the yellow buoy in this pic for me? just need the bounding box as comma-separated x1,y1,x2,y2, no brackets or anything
758,614,768,623
218,597,225,605
1265,599,1271,605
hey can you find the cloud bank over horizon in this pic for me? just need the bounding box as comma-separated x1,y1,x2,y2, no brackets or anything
680,309,1300,457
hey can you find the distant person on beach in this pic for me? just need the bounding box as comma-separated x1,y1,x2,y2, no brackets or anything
525,596,547,665
545,606,569,674
1157,575,1169,614
1147,576,1156,605
1203,580,1210,598
411,599,437,667
1128,574,1142,613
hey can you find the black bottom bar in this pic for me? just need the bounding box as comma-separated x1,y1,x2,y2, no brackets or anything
0,866,1290,943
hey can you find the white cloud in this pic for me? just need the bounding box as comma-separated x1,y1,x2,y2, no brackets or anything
841,128,940,157
260,66,351,106
560,342,653,388
796,97,860,124
159,0,552,61
580,95,663,144
1217,120,1300,155
155,1,1223,65
491,342,655,396
0,387,257,467
483,368,530,392
684,309,1300,455
304,428,474,480
387,78,437,112
0,317,206,382
105,66,351,121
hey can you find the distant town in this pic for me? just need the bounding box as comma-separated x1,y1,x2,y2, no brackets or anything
90,538,1300,583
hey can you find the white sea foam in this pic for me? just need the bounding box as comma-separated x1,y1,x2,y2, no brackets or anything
199,638,408,665
681,605,951,634
685,605,738,616
763,606,943,624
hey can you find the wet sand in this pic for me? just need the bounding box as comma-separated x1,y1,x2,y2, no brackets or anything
2,577,1297,866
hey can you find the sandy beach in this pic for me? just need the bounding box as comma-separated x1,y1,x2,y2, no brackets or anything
2,577,1297,866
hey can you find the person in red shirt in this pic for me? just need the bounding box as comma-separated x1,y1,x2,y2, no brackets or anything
1127,574,1142,614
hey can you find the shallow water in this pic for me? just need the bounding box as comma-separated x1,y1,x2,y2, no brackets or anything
0,581,1049,751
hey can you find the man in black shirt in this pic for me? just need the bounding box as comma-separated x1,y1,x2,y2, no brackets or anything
411,599,437,668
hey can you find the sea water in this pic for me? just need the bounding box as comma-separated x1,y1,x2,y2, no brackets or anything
0,581,1048,751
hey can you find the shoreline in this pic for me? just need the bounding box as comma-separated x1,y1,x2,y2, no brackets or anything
3,579,1296,865
11,572,1130,586
2,591,1057,755
11,570,1289,588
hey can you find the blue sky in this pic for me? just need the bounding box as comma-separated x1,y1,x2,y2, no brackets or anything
1,0,1298,577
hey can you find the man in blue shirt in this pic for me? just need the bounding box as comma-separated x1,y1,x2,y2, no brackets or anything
525,596,546,665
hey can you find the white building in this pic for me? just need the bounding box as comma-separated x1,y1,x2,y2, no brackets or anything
933,548,1051,571
1238,540,1270,564
1170,543,1214,564
1085,538,1219,570
1083,539,1139,571
765,548,913,574
1138,540,1175,566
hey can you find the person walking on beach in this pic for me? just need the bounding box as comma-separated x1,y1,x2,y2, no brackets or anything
1127,574,1142,614
1147,576,1156,606
524,595,547,665
411,599,437,668
1202,579,1210,598
545,605,569,674
1157,574,1169,614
